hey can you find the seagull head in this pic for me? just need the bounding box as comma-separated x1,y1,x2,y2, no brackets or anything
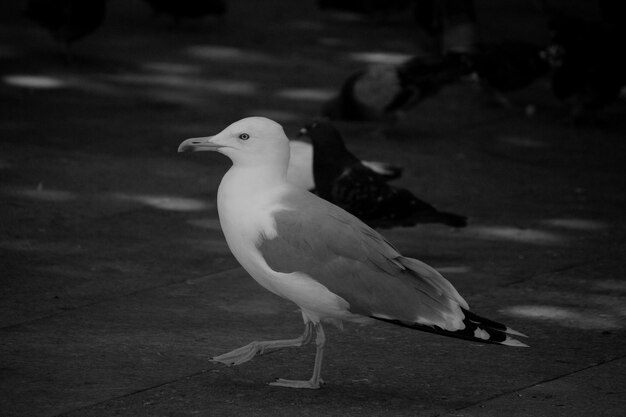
179,117,290,168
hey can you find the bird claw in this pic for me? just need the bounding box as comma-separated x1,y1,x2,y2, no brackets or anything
210,356,237,366
211,343,259,366
269,378,325,389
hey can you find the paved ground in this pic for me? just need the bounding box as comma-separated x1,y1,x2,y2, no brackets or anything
1,1,625,416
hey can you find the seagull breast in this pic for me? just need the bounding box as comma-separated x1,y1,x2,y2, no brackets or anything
218,171,353,322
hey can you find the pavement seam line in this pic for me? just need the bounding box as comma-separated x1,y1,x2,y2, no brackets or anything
0,266,242,331
50,354,626,417
51,369,212,417
443,353,626,415
500,254,612,288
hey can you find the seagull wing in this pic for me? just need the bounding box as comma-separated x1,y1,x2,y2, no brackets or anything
258,189,469,331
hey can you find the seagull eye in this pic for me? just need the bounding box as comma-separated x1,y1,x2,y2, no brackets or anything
239,133,250,140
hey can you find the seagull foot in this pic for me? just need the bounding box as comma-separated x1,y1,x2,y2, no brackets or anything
269,378,324,389
211,342,261,366
212,329,315,367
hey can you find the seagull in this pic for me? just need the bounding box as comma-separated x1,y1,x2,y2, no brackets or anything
300,120,467,229
287,134,402,191
178,117,528,389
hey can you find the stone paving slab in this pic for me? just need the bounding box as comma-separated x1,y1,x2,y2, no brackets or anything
3,265,624,416
2,0,626,416
442,356,626,417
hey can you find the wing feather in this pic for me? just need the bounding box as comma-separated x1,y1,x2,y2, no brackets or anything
258,190,467,330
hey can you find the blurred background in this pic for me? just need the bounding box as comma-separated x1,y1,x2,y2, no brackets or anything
1,1,625,416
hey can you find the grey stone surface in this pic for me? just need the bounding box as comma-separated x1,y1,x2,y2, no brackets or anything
1,0,625,416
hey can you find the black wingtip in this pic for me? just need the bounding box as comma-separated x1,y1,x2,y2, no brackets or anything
371,310,529,347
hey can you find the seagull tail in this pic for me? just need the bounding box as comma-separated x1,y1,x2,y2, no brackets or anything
371,309,529,347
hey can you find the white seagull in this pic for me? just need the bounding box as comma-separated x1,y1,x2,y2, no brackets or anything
178,117,528,389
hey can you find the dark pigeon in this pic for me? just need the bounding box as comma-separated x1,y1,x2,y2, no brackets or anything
546,12,626,122
465,41,551,106
300,121,468,229
24,0,106,47
322,54,469,122
143,0,227,20
316,0,412,16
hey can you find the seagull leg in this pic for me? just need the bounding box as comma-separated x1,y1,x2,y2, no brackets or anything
212,321,314,367
270,322,326,389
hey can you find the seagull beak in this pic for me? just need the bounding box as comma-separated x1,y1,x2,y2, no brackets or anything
178,136,221,152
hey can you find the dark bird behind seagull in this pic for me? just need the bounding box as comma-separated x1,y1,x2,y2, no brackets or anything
300,121,468,229
24,0,106,47
142,0,227,20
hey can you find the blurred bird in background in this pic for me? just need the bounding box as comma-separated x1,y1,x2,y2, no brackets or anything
464,41,551,108
412,0,478,56
142,0,227,22
321,0,480,123
300,121,467,229
413,0,550,109
316,0,412,17
321,53,469,122
545,10,626,123
24,0,107,49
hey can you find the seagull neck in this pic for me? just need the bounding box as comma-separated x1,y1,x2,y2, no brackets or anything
226,164,288,189
218,164,289,221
